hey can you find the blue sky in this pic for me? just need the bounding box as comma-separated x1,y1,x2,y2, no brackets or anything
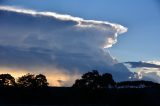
2,0,160,62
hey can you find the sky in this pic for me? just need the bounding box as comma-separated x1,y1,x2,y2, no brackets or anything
0,0,160,86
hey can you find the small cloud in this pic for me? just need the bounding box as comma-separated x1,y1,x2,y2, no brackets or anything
125,61,160,68
124,61,160,83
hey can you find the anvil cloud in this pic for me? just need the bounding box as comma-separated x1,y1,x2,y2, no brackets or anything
0,6,132,86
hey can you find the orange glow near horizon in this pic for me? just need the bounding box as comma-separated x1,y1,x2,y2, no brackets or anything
0,67,81,86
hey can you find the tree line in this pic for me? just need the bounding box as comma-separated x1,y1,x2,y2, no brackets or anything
0,70,159,106
0,70,158,88
0,73,48,88
72,70,158,89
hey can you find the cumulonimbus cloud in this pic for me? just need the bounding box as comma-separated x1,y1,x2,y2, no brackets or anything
0,6,132,86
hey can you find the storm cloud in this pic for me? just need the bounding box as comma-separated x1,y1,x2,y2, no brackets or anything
0,6,132,86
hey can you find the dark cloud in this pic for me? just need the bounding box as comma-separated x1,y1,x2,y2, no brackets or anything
125,61,160,68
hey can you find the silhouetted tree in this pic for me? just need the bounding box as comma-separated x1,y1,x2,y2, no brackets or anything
17,73,49,88
73,79,87,88
0,74,16,87
35,74,49,87
73,70,100,89
17,73,35,88
73,70,115,89
82,70,100,89
100,73,116,88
